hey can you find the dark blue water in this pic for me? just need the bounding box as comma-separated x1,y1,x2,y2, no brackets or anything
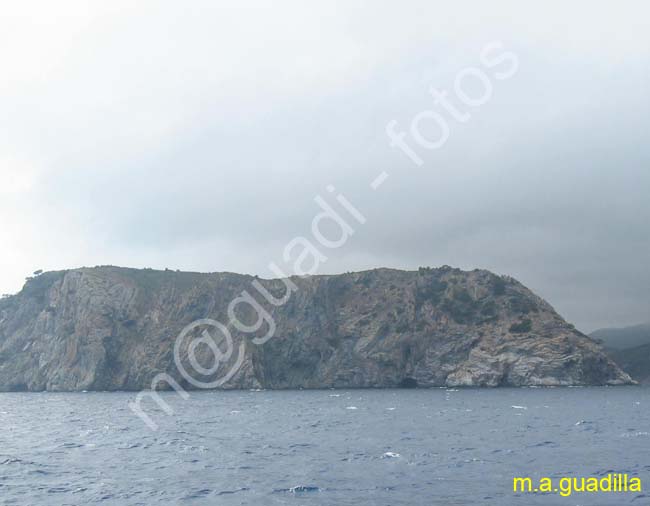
1,387,649,505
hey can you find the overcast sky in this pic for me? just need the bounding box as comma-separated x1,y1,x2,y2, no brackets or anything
1,0,648,331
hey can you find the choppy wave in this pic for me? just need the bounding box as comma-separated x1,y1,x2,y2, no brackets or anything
0,387,647,505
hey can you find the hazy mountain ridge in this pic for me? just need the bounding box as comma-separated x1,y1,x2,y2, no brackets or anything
590,323,650,350
0,266,632,391
590,324,650,383
606,344,650,384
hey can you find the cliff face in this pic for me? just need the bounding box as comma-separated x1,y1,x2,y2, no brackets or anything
0,266,632,391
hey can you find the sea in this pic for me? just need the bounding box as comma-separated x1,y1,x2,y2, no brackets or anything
0,387,648,505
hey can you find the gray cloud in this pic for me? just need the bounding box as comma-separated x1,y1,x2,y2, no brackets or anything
1,1,648,332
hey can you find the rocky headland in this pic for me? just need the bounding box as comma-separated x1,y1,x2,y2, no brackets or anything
0,266,632,391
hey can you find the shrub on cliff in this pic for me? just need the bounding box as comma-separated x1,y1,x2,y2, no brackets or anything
509,319,533,333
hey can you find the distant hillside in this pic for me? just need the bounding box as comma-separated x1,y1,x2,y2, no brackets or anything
592,324,650,383
605,344,650,384
590,323,650,350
